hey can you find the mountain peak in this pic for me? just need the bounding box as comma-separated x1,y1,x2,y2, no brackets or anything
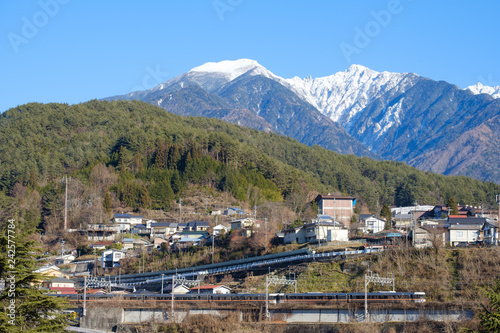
466,82,500,99
347,64,374,73
190,59,265,80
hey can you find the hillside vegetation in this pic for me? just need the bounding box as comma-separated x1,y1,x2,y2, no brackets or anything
0,100,499,236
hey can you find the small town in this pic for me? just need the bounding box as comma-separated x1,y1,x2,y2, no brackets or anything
2,2,500,333
24,193,499,331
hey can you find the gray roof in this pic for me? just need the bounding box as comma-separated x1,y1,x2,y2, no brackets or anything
448,217,487,225
51,277,74,283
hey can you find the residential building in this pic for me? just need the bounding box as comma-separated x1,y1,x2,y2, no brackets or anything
359,214,386,234
89,241,114,250
164,284,191,294
482,221,499,245
112,214,143,231
54,254,75,265
393,214,414,231
102,249,126,268
447,217,486,246
224,207,247,216
314,194,356,227
190,285,231,294
122,238,136,250
86,223,119,241
43,277,77,294
213,224,230,236
283,215,348,244
230,218,259,237
33,265,69,279
150,222,178,238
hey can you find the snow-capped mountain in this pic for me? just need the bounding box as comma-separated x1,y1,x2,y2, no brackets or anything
282,65,421,136
105,59,500,184
466,82,500,99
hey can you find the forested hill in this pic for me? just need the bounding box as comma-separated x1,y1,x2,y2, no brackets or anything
0,100,498,230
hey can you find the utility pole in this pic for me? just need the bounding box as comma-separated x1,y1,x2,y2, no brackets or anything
83,276,87,317
364,270,394,322
171,275,203,322
264,217,268,251
265,274,297,320
179,198,182,223
62,176,70,231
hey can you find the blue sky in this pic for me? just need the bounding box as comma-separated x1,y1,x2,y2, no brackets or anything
1,0,500,112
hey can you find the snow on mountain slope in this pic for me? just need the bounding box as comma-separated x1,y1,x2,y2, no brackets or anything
190,59,278,82
466,82,500,99
282,65,420,135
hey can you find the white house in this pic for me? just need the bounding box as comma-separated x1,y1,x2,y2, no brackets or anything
448,224,481,246
165,284,191,294
113,214,143,231
190,285,231,294
213,224,230,236
359,214,386,234
102,249,126,268
54,254,75,265
482,221,499,245
283,215,348,244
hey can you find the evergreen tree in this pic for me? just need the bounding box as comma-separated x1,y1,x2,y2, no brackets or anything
103,190,112,215
138,184,151,209
447,196,459,216
465,280,500,333
380,203,392,229
0,221,70,332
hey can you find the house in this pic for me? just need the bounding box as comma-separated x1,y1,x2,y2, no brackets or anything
133,238,150,249
34,265,70,279
112,214,143,231
86,223,119,241
213,224,230,236
131,224,151,236
122,238,136,250
229,218,260,230
224,207,247,216
54,254,76,265
283,215,348,244
359,214,386,234
101,249,127,268
190,221,210,231
482,221,499,245
314,194,356,227
189,285,231,294
113,213,143,225
393,214,414,231
153,237,170,250
446,217,487,246
43,277,77,294
164,284,191,294
150,222,178,238
86,288,107,295
449,224,481,246
172,231,209,250
89,241,114,250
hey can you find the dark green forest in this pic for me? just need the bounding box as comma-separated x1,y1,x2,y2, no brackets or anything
0,100,498,233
